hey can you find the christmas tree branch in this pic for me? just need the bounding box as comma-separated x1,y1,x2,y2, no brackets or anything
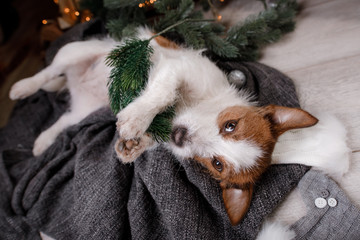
150,18,215,41
95,0,300,142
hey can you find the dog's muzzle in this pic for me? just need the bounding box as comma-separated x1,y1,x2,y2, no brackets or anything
171,126,188,147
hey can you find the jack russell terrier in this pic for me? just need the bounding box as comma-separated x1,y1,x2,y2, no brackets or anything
10,27,318,227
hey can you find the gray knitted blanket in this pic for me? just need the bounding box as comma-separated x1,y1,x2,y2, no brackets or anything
0,21,309,239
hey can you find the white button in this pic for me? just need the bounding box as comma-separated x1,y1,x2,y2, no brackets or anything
328,198,337,207
315,197,327,208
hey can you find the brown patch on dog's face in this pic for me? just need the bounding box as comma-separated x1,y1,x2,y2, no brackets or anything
210,105,278,189
218,105,277,167
192,104,318,225
194,155,259,226
194,155,267,189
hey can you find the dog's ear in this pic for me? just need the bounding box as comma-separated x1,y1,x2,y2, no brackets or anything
222,184,253,225
262,105,318,136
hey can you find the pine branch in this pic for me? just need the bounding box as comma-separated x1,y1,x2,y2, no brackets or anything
79,0,107,19
106,38,177,142
106,17,217,142
154,0,188,13
105,6,146,40
81,0,298,61
103,0,140,9
147,107,176,142
154,0,195,30
225,0,298,60
99,0,299,142
106,20,140,40
176,22,205,48
204,34,239,58
106,39,153,113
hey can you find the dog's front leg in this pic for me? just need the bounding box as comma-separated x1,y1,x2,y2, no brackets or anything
115,134,155,163
115,59,182,162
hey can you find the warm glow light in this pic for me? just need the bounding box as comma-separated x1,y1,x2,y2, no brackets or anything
85,16,91,21
53,0,58,3
75,11,80,16
64,7,70,13
42,19,48,25
217,15,222,20
139,0,156,8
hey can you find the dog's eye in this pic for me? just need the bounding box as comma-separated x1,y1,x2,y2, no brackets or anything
224,121,237,132
212,157,223,172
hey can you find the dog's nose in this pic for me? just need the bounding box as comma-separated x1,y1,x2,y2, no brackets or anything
171,126,188,147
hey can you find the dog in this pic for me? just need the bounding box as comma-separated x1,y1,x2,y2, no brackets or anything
10,27,319,229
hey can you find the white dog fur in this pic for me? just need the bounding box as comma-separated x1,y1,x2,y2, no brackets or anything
9,27,350,239
262,112,350,238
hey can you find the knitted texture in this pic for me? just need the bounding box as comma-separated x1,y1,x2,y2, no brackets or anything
0,20,309,239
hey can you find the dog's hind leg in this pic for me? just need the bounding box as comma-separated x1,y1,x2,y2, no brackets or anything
32,109,84,156
32,91,106,156
41,74,66,92
9,40,96,100
9,64,66,100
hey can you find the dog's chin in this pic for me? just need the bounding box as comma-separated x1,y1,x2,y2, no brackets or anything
167,140,195,160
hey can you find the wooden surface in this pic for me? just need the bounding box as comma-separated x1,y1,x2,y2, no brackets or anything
259,0,360,205
261,0,360,150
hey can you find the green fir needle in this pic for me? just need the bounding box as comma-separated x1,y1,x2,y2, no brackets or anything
104,0,298,141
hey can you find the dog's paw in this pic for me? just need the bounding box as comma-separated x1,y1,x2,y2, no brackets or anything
116,106,153,140
115,134,155,163
33,131,56,156
9,78,39,100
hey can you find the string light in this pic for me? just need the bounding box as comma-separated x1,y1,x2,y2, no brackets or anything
138,0,157,8
41,0,94,29
41,19,55,25
208,0,224,21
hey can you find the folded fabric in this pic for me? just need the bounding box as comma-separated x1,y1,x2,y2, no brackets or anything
0,19,309,239
291,170,360,239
